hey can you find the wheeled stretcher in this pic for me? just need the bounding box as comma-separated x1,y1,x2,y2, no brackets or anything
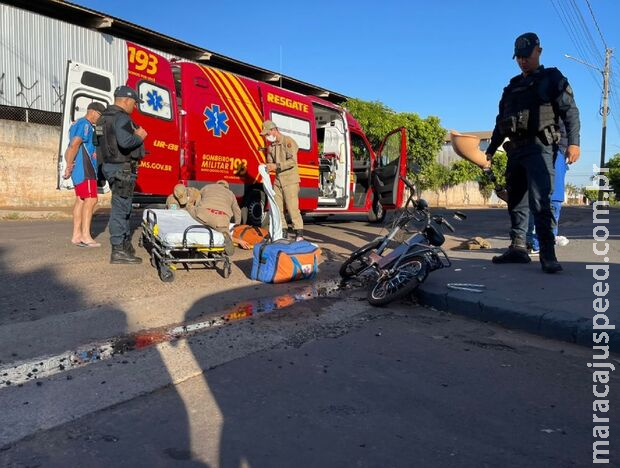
140,209,231,282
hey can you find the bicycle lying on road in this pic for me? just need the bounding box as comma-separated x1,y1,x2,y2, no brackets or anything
339,176,465,306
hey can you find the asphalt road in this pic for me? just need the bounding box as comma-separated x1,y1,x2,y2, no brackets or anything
0,207,618,466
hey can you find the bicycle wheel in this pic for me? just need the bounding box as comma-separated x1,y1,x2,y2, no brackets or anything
339,239,382,279
367,256,427,307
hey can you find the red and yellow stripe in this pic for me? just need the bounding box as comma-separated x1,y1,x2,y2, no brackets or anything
298,163,319,180
200,66,264,169
200,65,319,182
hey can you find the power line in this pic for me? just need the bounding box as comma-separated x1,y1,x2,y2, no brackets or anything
550,0,602,90
585,0,608,49
569,0,604,66
557,0,595,64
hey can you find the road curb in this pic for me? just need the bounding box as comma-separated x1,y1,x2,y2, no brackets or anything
416,287,620,353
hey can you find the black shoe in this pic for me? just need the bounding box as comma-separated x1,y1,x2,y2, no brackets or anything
110,244,142,264
540,246,563,273
282,229,289,239
492,246,531,264
295,230,304,242
123,239,136,256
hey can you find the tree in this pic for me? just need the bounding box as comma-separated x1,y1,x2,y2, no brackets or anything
477,152,507,201
342,99,400,149
343,98,446,187
448,159,482,187
604,153,620,197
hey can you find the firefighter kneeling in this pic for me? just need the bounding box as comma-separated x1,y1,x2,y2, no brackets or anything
187,180,241,255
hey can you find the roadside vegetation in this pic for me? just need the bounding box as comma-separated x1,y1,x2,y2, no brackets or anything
344,98,507,200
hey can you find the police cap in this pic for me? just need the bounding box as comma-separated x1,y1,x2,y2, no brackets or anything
513,32,540,59
114,85,143,103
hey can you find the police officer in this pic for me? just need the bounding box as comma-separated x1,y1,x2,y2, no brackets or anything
485,32,580,273
96,85,148,264
260,120,304,241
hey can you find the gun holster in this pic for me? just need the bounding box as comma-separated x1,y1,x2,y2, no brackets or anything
539,125,561,146
110,168,136,199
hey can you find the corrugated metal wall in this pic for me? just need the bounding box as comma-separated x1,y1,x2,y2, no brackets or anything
0,3,130,113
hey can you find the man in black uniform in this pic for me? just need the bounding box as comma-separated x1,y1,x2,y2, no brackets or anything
96,85,148,264
485,32,580,273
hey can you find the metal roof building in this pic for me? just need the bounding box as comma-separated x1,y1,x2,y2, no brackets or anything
0,0,347,124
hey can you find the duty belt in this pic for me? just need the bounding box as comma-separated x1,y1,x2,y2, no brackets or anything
507,136,538,150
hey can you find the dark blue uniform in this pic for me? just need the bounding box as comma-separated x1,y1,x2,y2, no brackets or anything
487,65,580,252
97,105,145,253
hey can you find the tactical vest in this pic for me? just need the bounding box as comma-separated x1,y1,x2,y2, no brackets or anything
499,68,558,141
94,106,133,164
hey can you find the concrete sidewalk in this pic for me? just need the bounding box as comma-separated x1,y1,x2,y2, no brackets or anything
414,206,620,352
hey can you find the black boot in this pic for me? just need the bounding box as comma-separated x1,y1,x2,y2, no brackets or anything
540,244,563,274
295,230,304,241
492,240,531,264
110,243,142,264
123,239,136,256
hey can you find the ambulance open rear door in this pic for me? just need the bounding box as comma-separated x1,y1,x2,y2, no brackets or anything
57,61,114,191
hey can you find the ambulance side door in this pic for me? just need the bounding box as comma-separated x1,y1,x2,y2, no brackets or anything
372,127,408,209
57,61,114,190
126,42,180,196
261,87,318,212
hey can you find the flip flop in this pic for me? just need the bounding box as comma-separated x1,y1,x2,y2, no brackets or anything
73,242,87,247
82,242,101,248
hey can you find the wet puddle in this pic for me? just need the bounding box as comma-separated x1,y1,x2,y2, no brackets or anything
0,280,344,388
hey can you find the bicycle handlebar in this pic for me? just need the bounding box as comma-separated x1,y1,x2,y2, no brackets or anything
400,176,416,194
442,219,455,232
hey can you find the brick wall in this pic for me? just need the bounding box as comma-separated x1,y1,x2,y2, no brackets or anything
0,120,110,208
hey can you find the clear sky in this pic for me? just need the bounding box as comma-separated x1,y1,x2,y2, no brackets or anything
72,0,620,187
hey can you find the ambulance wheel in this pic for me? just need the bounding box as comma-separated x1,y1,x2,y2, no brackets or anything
158,265,175,283
367,201,386,223
244,189,266,227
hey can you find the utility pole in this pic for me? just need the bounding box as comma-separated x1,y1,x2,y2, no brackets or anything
565,47,614,201
598,48,611,201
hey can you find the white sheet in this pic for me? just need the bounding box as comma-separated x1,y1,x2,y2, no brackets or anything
143,209,226,247
259,164,283,241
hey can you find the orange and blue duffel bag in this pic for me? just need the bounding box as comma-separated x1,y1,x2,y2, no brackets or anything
250,239,321,283
231,224,269,247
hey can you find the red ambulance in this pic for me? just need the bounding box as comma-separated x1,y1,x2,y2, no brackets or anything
60,42,408,225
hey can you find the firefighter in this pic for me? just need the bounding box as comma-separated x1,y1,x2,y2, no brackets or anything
96,85,147,264
188,180,241,255
260,120,304,241
485,32,580,273
166,184,201,210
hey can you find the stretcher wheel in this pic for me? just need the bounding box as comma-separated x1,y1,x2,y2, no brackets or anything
138,235,144,248
150,252,157,268
222,258,232,278
158,265,175,283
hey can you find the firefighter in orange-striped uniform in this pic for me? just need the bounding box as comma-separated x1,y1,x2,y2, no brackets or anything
260,120,304,241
